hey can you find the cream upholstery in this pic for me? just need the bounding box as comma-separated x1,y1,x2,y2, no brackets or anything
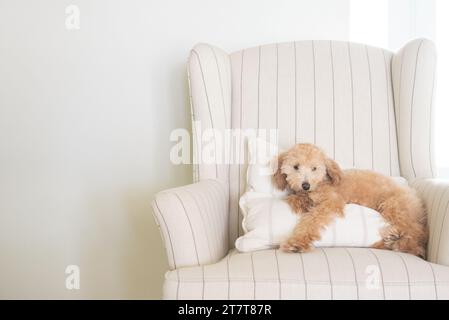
152,179,229,269
152,39,449,299
392,40,437,180
164,248,449,300
412,179,449,266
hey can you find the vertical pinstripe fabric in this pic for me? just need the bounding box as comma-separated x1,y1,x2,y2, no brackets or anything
429,263,439,299
365,46,374,169
397,252,412,299
188,43,232,183
250,252,256,299
412,179,449,267
186,39,435,249
228,40,400,243
184,189,213,260
330,41,336,158
188,47,233,261
344,248,360,299
368,249,386,299
276,44,280,135
392,39,437,180
173,192,201,266
348,42,355,167
164,248,449,300
294,42,298,143
187,63,199,182
274,250,282,299
429,187,449,260
152,179,229,269
321,248,333,299
156,39,448,300
153,200,177,269
312,41,317,144
299,252,308,299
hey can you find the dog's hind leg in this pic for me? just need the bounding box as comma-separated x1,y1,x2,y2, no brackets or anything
377,194,427,258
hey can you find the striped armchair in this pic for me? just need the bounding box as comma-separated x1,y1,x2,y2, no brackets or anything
152,39,449,299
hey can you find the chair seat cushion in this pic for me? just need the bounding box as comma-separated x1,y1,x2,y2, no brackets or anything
164,248,449,299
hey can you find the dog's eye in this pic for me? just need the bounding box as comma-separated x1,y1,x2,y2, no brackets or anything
312,167,317,171
293,165,299,170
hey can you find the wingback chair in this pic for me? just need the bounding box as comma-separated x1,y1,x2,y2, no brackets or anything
152,39,449,299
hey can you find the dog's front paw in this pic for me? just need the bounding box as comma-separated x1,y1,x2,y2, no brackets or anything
280,237,313,253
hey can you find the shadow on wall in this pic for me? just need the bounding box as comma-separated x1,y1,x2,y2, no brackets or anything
79,188,168,299
121,189,170,299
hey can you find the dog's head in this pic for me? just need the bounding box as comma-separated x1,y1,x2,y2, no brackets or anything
273,143,342,192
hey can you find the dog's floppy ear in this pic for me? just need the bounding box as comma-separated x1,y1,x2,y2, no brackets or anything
272,152,288,190
325,157,342,185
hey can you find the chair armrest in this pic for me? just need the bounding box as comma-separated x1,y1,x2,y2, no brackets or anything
151,179,229,269
411,178,449,265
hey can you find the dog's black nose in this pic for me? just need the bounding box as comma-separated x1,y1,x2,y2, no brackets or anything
302,182,310,191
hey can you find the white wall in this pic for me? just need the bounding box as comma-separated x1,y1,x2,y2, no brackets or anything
0,0,350,299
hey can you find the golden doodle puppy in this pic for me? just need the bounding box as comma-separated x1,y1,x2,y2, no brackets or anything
273,143,428,257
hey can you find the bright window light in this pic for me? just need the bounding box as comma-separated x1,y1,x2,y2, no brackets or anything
350,0,389,48
435,0,449,178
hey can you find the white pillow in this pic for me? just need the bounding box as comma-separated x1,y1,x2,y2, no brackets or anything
235,137,408,252
245,137,288,197
236,192,387,252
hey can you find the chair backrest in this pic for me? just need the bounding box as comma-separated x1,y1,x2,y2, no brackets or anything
188,39,436,246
